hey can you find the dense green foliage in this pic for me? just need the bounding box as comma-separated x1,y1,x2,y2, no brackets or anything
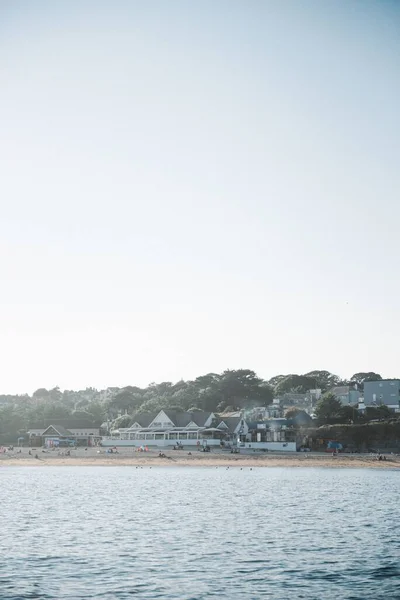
0,368,396,443
0,370,273,443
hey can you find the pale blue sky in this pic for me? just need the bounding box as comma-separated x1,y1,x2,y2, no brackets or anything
1,0,399,393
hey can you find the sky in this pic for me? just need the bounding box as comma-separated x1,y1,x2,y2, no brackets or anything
0,0,399,394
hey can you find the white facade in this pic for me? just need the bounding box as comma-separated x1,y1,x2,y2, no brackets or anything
29,427,99,438
101,436,222,447
240,441,297,452
102,411,242,447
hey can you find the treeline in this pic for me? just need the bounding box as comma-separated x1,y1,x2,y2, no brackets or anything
0,368,392,444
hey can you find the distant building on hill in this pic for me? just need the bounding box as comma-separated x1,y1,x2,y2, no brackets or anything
246,401,283,421
330,386,360,406
364,380,400,412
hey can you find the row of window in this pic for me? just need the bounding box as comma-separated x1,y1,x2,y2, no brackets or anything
123,432,201,440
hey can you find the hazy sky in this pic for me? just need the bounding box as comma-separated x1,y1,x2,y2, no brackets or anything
1,0,399,393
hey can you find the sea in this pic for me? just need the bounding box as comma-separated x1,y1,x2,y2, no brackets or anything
0,466,399,600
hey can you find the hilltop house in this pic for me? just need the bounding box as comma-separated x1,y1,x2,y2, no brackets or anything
363,380,400,412
330,386,360,406
246,400,283,421
102,410,248,447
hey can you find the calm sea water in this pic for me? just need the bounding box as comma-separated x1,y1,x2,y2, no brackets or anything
0,466,399,600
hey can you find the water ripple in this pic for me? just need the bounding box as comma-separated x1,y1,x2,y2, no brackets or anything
0,467,399,599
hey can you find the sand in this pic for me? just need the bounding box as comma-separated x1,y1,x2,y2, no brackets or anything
1,447,399,468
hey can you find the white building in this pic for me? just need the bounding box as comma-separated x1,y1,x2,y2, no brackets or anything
102,410,248,447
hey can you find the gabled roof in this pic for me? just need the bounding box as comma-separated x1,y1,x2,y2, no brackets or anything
330,386,350,396
161,410,185,427
130,410,213,430
163,411,213,428
190,412,213,427
217,417,242,433
134,413,158,428
42,425,72,437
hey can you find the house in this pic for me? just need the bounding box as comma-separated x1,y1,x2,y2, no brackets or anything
330,385,360,406
246,401,283,421
103,410,248,447
281,392,315,414
364,380,400,412
215,416,248,438
28,419,100,446
244,418,298,451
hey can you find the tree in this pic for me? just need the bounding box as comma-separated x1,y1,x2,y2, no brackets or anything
216,369,271,411
49,387,62,402
108,390,142,414
32,388,49,400
71,410,96,421
0,405,25,444
43,402,70,419
350,372,382,391
304,370,341,392
285,407,301,419
268,375,287,388
338,405,357,424
275,375,316,396
193,374,221,389
314,393,342,425
254,383,274,406
112,415,133,430
364,405,392,422
86,402,107,424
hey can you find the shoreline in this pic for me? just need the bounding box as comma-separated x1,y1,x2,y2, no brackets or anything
1,449,399,469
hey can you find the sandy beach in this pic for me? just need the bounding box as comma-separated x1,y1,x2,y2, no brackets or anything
1,447,399,468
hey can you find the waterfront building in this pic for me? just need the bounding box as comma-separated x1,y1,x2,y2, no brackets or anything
27,419,100,446
102,410,248,447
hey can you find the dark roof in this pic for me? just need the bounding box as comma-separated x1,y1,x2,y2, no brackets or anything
133,413,156,428
217,417,242,433
330,386,350,396
29,419,98,430
191,412,213,427
161,411,188,427
42,425,72,437
133,410,212,429
246,421,259,430
165,411,212,428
